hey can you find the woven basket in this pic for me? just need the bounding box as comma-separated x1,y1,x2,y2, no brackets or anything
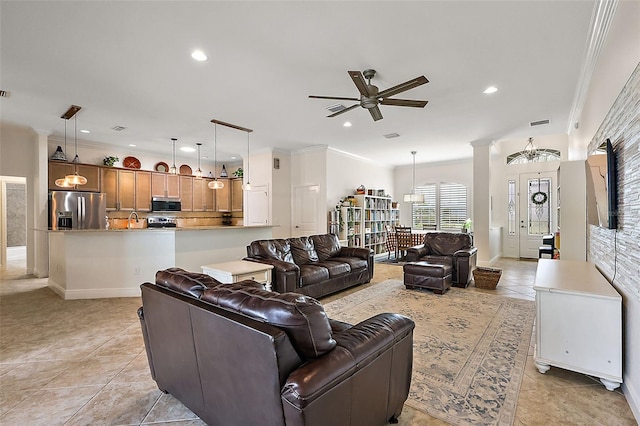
473,267,502,289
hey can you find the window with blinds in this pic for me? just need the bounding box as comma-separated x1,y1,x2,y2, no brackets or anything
412,182,467,230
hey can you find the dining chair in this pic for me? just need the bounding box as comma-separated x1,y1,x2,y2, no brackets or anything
384,225,397,260
395,226,413,260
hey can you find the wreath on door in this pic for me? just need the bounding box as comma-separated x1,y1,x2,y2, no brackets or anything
531,191,548,205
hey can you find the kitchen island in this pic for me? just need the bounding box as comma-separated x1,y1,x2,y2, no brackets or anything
48,225,273,299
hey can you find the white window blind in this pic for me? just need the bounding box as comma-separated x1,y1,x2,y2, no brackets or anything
412,182,467,230
439,182,467,230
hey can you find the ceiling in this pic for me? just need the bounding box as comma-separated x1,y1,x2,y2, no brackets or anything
1,1,595,167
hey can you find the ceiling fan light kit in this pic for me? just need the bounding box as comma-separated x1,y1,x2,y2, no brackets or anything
309,69,429,121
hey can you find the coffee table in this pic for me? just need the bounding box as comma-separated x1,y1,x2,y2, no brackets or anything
201,260,274,291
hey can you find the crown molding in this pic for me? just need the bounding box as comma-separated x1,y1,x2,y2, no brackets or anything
567,0,619,134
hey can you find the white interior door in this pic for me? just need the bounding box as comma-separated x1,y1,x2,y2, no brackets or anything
519,172,555,258
292,185,319,237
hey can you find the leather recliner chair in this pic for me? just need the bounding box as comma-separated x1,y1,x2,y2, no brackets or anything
405,232,477,287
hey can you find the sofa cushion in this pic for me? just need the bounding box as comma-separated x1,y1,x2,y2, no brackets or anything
299,264,330,286
200,285,335,359
317,260,350,278
424,232,473,256
247,239,294,263
155,267,222,298
290,237,319,265
311,234,341,261
330,257,368,273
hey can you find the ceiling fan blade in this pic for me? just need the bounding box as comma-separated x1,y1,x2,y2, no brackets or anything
379,98,428,108
309,95,360,101
377,75,429,99
327,104,359,118
348,70,371,97
369,106,383,121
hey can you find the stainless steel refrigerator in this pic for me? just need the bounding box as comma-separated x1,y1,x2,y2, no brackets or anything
49,191,107,230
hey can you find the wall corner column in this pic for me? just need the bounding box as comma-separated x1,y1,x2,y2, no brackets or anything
470,139,493,266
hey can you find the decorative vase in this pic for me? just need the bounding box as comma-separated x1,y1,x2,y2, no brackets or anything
220,164,228,177
51,146,66,161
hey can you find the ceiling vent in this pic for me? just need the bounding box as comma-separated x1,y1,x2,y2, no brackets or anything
112,125,126,131
383,133,400,139
530,119,550,127
0,90,9,98
326,104,346,113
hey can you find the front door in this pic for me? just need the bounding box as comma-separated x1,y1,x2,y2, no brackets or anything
518,173,554,258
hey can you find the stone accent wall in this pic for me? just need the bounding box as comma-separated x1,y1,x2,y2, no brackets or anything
587,63,640,301
6,183,27,247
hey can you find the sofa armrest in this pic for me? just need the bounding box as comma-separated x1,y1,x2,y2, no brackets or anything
243,257,300,293
338,246,372,260
405,245,428,262
453,247,478,258
281,313,414,409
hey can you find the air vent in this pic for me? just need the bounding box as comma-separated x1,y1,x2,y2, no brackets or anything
383,133,400,139
326,104,346,113
112,126,126,131
0,90,9,98
530,119,550,127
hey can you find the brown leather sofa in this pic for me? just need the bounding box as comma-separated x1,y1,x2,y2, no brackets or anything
405,232,477,287
138,268,414,426
244,233,373,298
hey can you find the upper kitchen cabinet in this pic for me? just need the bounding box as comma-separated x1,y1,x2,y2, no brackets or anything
215,178,231,212
179,175,194,211
100,168,136,211
135,171,152,212
192,178,214,212
231,178,243,212
48,162,100,192
151,172,180,198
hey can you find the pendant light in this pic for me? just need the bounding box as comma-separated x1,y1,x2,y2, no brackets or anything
208,122,224,190
169,138,177,174
242,130,252,191
523,137,538,162
194,143,202,178
55,116,73,187
62,105,87,186
403,151,423,203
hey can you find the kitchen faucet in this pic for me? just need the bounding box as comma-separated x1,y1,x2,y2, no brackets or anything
127,211,139,229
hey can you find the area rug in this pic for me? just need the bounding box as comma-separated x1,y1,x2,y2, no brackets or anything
323,280,535,426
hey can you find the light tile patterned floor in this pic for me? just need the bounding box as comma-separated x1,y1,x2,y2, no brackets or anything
0,250,636,425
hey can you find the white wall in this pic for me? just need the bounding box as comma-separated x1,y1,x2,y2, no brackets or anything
394,157,473,227
271,150,291,239
326,148,394,210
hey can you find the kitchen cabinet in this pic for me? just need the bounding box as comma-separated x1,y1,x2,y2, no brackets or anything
534,259,622,391
231,178,243,212
135,171,152,211
180,176,193,211
215,178,231,212
204,179,215,211
100,168,135,211
151,172,180,198
192,178,213,212
48,162,100,192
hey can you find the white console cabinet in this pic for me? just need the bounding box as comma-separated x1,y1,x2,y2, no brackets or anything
534,259,622,390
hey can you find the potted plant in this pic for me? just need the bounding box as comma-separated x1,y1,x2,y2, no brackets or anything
232,167,243,178
103,156,119,167
462,218,473,233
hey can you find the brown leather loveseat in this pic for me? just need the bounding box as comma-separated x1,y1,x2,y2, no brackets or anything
138,268,414,426
405,232,477,287
244,233,373,298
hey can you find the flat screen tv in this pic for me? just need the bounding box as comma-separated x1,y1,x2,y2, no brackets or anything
586,138,617,229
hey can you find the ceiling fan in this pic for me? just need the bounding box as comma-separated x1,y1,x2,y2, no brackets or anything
309,69,429,121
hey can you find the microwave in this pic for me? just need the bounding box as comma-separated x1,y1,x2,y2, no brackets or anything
151,197,181,212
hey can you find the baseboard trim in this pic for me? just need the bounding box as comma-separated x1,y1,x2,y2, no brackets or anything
47,279,141,300
623,379,640,424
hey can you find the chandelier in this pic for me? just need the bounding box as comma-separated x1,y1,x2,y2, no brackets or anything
524,137,538,161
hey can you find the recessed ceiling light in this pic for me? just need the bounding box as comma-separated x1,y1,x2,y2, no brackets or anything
191,50,207,61
483,86,498,94
343,122,352,127
181,147,196,153
128,144,136,147
201,155,208,159
230,156,237,160
80,129,90,134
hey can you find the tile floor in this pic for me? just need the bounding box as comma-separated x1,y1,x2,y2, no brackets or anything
0,249,636,425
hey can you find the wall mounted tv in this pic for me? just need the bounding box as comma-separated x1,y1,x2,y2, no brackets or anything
586,138,617,229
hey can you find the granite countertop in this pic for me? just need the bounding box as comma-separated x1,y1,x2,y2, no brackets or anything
48,225,273,233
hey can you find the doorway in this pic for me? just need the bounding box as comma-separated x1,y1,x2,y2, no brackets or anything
292,184,319,237
0,176,27,273
518,172,555,258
